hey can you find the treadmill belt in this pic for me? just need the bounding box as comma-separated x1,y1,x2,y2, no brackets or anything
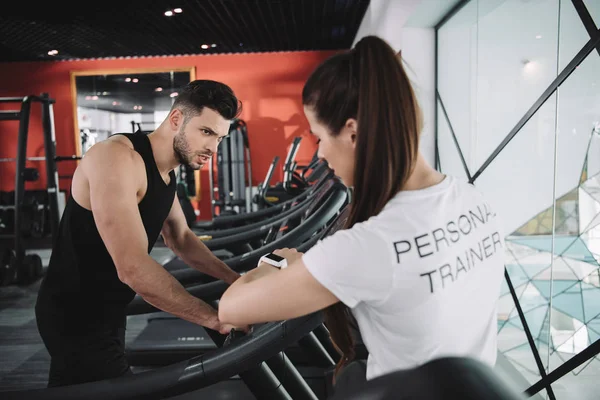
126,316,217,366
126,314,344,373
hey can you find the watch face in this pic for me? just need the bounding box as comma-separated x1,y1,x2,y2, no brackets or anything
266,253,285,262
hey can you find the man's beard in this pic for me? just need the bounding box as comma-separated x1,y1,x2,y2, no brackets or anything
173,129,198,170
173,128,212,171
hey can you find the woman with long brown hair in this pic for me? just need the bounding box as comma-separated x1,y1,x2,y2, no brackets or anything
219,35,505,393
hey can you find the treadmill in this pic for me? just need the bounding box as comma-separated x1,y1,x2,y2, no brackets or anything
192,158,331,232
163,174,339,283
0,190,350,400
124,183,349,397
258,136,305,208
166,177,346,287
1,312,329,400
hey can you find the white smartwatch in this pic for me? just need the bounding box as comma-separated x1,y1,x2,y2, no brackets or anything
259,252,288,269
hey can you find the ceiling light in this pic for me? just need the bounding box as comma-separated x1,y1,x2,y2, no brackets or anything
102,91,109,95
211,44,217,48
201,44,209,49
536,35,542,39
47,50,58,56
125,77,131,82
155,87,163,92
174,8,182,13
165,10,173,16
132,78,139,83
170,92,178,98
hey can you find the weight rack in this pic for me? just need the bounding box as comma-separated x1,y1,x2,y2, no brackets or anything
0,93,69,285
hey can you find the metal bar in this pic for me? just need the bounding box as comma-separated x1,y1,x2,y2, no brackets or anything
470,29,600,183
209,154,216,217
0,96,49,104
0,156,81,162
202,325,292,400
0,111,21,121
505,269,556,400
434,0,471,30
222,135,232,209
436,92,472,180
0,157,43,162
266,352,319,400
0,97,26,103
434,27,439,171
312,324,341,364
298,331,336,367
14,98,32,265
238,361,292,400
526,339,600,396
41,93,61,239
571,0,600,57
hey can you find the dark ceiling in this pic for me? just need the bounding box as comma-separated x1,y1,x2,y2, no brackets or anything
0,0,370,62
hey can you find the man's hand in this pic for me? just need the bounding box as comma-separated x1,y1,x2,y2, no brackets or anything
217,322,250,335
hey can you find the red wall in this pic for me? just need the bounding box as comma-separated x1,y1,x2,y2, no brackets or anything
0,51,334,219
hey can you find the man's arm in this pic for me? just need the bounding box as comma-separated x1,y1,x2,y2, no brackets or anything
161,196,240,285
83,142,232,333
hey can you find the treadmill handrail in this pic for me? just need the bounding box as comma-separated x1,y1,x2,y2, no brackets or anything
1,313,324,400
203,191,317,250
194,168,332,231
199,185,317,239
200,175,334,240
258,155,279,197
283,136,302,169
172,182,347,284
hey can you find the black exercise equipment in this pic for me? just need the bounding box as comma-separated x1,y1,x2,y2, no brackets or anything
168,179,348,287
177,181,197,227
194,161,332,232
0,94,80,286
253,155,280,209
0,312,326,400
175,163,197,227
125,190,350,399
193,176,339,260
210,119,252,217
328,357,527,400
257,136,308,208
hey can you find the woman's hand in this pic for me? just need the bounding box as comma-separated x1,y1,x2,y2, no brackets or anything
272,247,303,265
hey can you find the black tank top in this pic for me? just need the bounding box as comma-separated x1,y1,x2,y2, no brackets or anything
36,132,176,331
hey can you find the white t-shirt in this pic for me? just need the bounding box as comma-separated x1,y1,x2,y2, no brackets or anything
302,175,505,380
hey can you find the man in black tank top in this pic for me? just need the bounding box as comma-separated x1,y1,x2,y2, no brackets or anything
35,80,245,387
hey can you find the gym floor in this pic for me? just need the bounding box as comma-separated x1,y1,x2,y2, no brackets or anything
0,247,257,399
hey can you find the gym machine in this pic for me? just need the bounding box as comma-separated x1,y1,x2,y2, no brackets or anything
255,137,312,209
0,94,80,286
175,163,197,226
253,155,280,209
209,119,252,217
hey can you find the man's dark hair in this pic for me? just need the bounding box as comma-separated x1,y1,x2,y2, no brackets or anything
172,79,242,122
